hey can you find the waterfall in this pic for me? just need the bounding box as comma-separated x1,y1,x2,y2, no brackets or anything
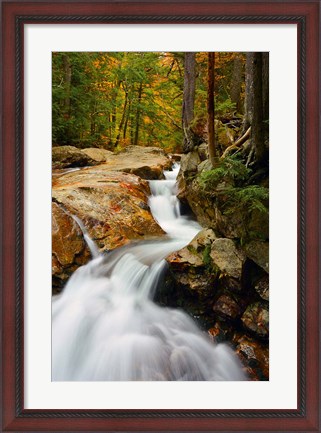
52,163,246,381
72,214,100,259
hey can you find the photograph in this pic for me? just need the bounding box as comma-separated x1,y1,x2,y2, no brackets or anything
51,51,269,382
2,0,320,431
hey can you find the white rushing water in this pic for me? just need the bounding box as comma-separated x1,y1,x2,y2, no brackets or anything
52,163,246,381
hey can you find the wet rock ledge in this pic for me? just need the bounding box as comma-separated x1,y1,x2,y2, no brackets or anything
52,146,171,292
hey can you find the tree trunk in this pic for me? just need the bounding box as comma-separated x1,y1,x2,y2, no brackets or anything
207,52,217,167
62,54,72,143
123,100,131,140
243,52,254,133
111,105,116,134
252,52,265,165
230,54,243,113
130,121,134,145
114,92,128,147
107,113,112,142
63,54,72,114
182,52,196,153
111,82,120,139
262,52,269,149
134,83,143,146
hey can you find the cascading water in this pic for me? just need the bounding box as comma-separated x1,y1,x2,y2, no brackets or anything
52,163,246,381
71,214,100,259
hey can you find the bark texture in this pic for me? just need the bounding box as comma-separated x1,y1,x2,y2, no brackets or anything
207,52,216,166
182,52,196,153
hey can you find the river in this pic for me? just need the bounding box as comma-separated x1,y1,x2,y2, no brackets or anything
52,163,246,381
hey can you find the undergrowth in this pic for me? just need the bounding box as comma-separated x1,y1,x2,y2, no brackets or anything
226,185,268,215
199,156,251,189
198,156,268,216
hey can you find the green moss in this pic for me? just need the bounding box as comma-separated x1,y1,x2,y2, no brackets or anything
202,246,221,279
187,244,198,255
203,245,212,267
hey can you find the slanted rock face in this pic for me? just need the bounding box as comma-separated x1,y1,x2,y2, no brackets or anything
52,202,91,292
52,146,98,169
52,166,164,252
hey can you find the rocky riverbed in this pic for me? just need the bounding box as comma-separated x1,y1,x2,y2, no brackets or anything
52,144,269,380
52,146,170,292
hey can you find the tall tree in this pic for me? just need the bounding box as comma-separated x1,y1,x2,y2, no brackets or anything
207,52,217,166
230,53,243,114
242,52,268,166
182,52,196,153
133,82,143,146
63,54,72,115
243,52,254,133
252,53,263,164
262,52,269,152
114,85,129,147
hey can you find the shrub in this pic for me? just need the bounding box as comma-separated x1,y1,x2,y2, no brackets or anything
199,156,251,190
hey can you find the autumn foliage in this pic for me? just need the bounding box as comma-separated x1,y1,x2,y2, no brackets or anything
52,52,246,153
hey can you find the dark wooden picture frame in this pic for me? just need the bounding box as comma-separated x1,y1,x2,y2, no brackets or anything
1,1,320,431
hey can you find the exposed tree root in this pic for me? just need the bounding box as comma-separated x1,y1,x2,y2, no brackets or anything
221,126,251,159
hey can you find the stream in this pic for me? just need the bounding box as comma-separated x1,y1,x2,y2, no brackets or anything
52,164,246,381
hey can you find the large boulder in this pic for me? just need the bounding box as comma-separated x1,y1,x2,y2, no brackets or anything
210,238,246,281
108,146,172,179
81,148,113,162
52,202,91,293
52,146,98,169
176,149,268,242
180,151,201,175
163,229,217,317
52,166,165,252
52,145,172,180
164,230,266,316
180,175,269,242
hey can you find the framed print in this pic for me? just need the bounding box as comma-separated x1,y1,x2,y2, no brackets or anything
1,0,320,432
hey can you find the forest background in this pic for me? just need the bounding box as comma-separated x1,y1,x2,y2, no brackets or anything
52,51,268,166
